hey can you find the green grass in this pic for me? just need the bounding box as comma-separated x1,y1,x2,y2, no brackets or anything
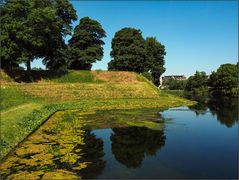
162,90,185,97
3,83,161,101
52,70,104,83
0,70,195,160
0,88,43,111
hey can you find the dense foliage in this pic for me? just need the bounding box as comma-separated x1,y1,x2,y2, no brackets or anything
163,78,186,90
1,0,77,70
1,1,165,78
208,63,238,95
185,71,208,91
183,63,238,96
108,28,166,86
108,28,147,73
145,37,166,86
68,17,106,70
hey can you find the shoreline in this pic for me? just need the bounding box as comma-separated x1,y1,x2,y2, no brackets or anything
0,97,195,160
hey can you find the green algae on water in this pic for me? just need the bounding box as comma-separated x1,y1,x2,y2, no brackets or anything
0,108,166,179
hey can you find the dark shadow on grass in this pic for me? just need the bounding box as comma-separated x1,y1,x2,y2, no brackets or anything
4,70,68,83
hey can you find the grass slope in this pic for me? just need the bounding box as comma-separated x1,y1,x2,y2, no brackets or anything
0,70,195,159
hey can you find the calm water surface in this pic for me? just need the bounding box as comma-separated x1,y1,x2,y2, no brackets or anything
93,107,238,179
0,98,238,179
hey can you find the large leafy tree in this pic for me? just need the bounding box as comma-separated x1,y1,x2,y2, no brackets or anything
0,0,77,71
185,71,208,91
145,37,166,86
68,17,106,70
208,63,238,95
108,29,166,86
1,0,35,70
42,0,77,70
108,28,147,73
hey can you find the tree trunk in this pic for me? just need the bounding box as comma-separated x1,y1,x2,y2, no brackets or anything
26,60,31,71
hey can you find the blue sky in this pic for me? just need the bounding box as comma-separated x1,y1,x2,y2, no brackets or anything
32,1,238,77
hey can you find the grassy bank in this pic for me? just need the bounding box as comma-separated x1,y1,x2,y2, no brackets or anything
0,70,195,159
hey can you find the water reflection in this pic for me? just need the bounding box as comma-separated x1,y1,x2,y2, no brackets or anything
207,97,238,128
0,105,237,179
188,97,238,128
110,126,166,168
78,131,106,179
188,102,208,116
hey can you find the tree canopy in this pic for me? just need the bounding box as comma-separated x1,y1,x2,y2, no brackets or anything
0,0,77,70
1,1,168,79
145,37,166,86
208,63,238,95
68,17,106,70
108,28,166,86
108,28,147,73
185,71,208,91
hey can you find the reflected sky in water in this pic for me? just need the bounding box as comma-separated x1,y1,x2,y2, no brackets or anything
92,100,238,179
0,98,238,179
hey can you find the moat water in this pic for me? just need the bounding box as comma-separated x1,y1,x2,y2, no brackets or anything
0,97,238,179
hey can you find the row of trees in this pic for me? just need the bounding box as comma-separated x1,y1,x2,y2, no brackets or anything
1,0,77,70
1,0,166,86
185,63,238,96
163,63,238,96
1,0,107,71
208,63,238,95
163,78,186,90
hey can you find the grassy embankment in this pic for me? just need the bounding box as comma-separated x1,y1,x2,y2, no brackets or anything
0,70,195,159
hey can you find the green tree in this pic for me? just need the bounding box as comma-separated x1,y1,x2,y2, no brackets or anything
68,17,106,70
185,71,208,91
164,78,186,90
208,63,238,95
145,37,166,86
1,0,35,70
42,0,77,70
108,30,166,86
108,28,147,73
0,0,77,71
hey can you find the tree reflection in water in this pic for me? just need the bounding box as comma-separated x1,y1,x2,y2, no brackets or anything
79,130,106,179
188,102,208,116
188,97,238,128
110,126,166,168
207,97,238,128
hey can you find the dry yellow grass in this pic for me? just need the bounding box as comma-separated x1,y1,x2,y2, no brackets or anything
92,71,139,83
2,70,160,101
4,82,160,101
